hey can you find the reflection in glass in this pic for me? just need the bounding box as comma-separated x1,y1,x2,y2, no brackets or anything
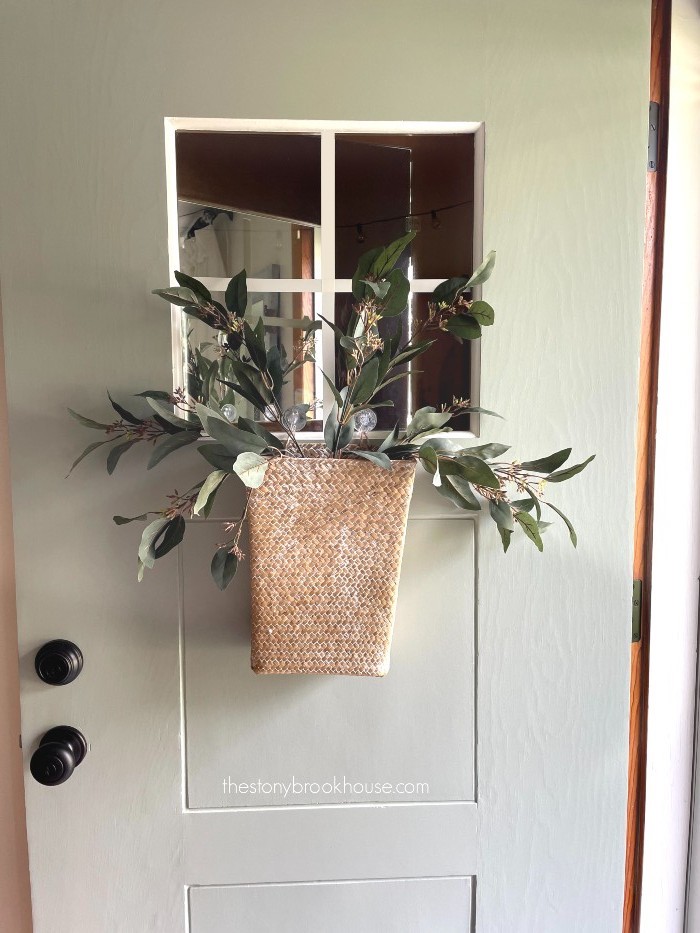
183,293,321,429
335,133,473,279
173,129,477,431
178,202,319,281
176,130,321,280
333,293,411,432
335,133,475,429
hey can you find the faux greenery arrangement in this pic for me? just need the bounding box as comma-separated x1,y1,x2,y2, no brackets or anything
70,233,594,590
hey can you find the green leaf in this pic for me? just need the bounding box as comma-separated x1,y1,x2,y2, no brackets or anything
381,268,410,317
236,417,284,451
418,444,438,475
107,438,139,474
242,321,268,372
318,313,345,341
383,444,420,460
510,497,536,513
447,453,500,489
138,518,170,569
523,488,542,521
67,439,108,475
370,232,416,278
498,526,513,553
406,406,452,440
431,276,470,306
107,392,143,425
460,406,504,420
147,430,199,469
388,339,436,370
154,515,186,558
378,423,401,453
134,390,171,402
360,279,391,300
174,270,211,302
464,250,496,288
547,454,596,483
194,401,226,429
352,450,392,470
113,513,149,525
151,286,198,307
445,314,482,341
373,371,411,396
324,403,353,453
352,247,383,300
321,370,344,408
545,501,578,547
489,499,514,530
198,443,238,472
468,300,495,326
438,475,481,511
211,547,239,591
225,360,272,407
225,270,247,316
351,357,380,405
514,510,543,551
193,471,229,518
68,409,110,431
520,448,572,473
266,344,285,395
205,418,267,457
219,379,267,413
324,403,338,452
147,398,193,430
232,451,268,488
457,442,510,460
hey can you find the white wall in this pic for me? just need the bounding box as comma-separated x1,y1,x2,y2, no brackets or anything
0,2,649,930
642,1,700,930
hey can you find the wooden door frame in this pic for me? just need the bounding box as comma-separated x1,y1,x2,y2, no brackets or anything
623,0,672,929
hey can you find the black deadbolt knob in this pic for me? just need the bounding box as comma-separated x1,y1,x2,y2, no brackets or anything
35,640,83,685
30,726,88,786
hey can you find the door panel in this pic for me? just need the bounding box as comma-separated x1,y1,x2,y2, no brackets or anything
1,1,649,928
188,878,473,933
184,805,476,885
182,514,475,810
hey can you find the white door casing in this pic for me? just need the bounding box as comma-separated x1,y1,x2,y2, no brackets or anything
0,2,649,930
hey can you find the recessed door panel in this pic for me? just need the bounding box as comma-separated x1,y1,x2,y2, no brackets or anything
182,509,475,809
189,877,473,933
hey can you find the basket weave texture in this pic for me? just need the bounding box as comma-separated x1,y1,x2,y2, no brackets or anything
247,454,416,676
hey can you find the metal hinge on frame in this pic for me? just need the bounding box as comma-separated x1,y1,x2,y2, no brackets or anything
648,101,660,172
632,579,643,643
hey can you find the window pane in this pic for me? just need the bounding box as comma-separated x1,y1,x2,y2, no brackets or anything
335,133,474,279
176,131,321,279
410,294,473,433
334,293,410,432
182,293,321,432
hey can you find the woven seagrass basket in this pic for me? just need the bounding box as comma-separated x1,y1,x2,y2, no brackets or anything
247,453,416,676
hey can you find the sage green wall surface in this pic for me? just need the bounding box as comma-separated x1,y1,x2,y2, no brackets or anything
0,2,649,931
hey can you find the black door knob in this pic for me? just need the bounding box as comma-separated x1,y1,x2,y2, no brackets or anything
30,726,88,786
35,640,83,685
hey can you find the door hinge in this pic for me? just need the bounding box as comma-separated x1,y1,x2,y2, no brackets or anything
632,579,642,643
648,101,660,172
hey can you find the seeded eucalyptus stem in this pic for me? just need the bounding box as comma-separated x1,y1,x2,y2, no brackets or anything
69,240,594,589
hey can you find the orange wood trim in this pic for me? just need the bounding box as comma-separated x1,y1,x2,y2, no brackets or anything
623,1,671,929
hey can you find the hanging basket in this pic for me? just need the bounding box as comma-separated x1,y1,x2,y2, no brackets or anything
247,453,417,676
